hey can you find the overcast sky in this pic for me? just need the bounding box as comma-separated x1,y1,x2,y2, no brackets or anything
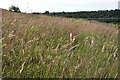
0,0,119,13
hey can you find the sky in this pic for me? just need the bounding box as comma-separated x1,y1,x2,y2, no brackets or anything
0,0,119,13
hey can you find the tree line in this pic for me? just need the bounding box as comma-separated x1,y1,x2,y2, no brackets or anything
33,9,120,24
8,5,120,19
43,10,120,19
8,5,120,24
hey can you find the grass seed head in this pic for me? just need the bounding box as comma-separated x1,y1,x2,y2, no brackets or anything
70,33,72,43
90,37,95,48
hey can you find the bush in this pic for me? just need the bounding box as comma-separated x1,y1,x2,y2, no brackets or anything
45,11,49,14
9,5,21,13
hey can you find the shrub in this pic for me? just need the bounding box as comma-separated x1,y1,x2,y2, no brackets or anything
9,5,21,13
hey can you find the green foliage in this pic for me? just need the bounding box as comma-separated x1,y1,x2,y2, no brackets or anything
45,11,49,14
48,9,120,18
43,9,120,24
9,5,21,13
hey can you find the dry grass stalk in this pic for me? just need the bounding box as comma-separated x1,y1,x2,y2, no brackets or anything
68,45,79,58
69,45,79,52
20,62,25,73
48,58,59,67
8,31,15,38
55,44,59,51
74,63,80,70
84,37,89,45
16,65,21,73
2,66,6,74
115,72,118,78
102,45,105,52
39,52,45,64
113,48,118,58
48,60,55,66
74,59,83,72
61,43,72,50
27,39,34,44
72,36,76,42
23,49,25,54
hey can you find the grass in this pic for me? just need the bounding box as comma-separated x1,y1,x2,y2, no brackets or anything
1,9,119,78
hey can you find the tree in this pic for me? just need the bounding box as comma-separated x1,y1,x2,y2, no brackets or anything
9,5,21,13
45,11,49,14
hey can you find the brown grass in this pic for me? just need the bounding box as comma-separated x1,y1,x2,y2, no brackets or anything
2,9,118,36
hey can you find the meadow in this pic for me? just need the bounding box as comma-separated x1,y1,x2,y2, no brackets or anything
1,9,119,78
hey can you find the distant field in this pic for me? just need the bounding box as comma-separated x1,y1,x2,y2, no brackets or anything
1,9,119,78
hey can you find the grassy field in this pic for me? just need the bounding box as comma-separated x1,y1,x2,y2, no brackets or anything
1,9,119,78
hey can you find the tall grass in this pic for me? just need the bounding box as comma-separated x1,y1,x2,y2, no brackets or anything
2,9,118,78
